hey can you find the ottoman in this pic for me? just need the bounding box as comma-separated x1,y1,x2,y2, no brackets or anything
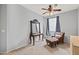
46,37,58,47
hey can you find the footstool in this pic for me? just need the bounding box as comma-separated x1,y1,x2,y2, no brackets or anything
46,37,58,47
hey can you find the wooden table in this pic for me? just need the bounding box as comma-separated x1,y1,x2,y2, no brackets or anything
46,37,58,47
70,36,79,55
30,33,44,45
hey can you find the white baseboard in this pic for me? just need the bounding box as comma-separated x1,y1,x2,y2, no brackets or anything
0,43,29,54
7,43,29,53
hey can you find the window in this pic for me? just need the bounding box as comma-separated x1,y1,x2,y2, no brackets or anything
46,16,60,36
49,18,57,31
49,17,57,35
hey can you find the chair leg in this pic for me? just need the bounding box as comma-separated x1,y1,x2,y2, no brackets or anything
55,42,57,46
39,35,40,40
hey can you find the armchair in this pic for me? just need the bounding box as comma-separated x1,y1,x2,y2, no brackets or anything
53,32,65,44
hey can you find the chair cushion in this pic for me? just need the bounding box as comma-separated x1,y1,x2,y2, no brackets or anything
46,37,58,42
55,32,63,38
55,34,62,37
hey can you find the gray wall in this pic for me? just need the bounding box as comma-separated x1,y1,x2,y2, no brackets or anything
78,9,79,36
44,9,78,43
59,10,78,43
78,15,79,36
0,5,7,52
7,5,44,52
0,4,44,53
0,4,78,53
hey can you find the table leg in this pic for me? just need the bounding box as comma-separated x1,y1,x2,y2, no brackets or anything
30,36,31,44
42,34,44,41
33,36,35,45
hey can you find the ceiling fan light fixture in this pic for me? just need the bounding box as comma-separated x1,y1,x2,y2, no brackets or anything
41,4,61,15
53,4,58,7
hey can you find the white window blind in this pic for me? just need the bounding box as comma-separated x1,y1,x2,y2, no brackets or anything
49,18,57,32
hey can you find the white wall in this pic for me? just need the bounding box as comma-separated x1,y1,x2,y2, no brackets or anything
0,5,7,52
7,5,44,52
44,9,78,43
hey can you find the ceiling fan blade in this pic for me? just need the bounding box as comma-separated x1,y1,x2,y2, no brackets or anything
53,9,61,11
42,12,48,14
41,8,48,10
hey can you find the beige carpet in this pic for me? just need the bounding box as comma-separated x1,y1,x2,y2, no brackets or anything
4,39,71,55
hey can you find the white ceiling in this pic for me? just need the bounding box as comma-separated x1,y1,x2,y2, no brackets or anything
21,4,79,16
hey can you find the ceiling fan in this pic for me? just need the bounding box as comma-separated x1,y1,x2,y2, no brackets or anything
41,4,61,15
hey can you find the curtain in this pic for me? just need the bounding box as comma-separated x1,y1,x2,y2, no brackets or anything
46,18,50,36
56,16,61,32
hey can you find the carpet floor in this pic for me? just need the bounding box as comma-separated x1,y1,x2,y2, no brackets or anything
4,39,71,55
